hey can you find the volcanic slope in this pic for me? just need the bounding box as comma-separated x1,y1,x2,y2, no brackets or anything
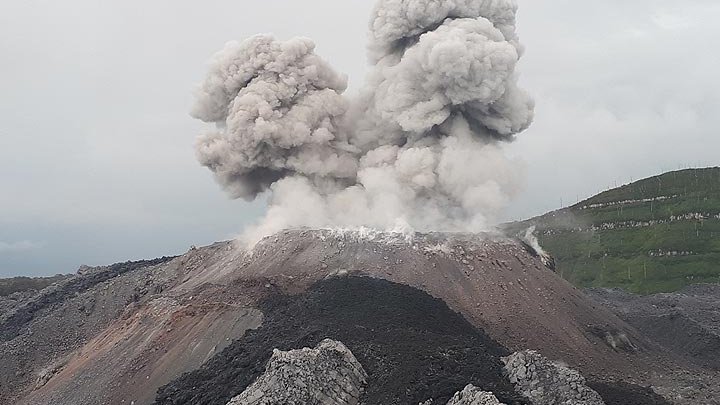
587,284,720,371
4,230,718,404
1,257,176,402
2,255,263,405
510,167,720,294
156,276,528,405
156,276,669,405
166,230,654,377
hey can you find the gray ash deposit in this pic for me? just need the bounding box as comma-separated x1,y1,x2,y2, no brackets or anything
587,285,720,371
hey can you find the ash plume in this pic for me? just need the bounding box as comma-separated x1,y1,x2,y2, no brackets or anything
191,35,356,200
192,0,535,246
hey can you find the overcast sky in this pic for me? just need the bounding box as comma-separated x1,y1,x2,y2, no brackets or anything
1,0,718,277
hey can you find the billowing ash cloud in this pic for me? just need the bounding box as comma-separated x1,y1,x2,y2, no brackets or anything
192,35,356,200
192,0,534,245
368,0,522,61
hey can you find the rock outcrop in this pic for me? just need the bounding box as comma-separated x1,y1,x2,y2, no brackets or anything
421,385,506,405
502,350,605,405
227,339,367,405
446,385,506,405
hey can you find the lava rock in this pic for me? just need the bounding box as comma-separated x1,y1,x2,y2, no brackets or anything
502,350,605,405
155,276,528,405
227,339,367,405
446,385,506,405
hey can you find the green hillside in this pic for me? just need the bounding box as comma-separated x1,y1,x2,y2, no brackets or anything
513,167,720,294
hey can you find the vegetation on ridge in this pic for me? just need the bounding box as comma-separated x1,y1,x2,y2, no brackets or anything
512,167,720,294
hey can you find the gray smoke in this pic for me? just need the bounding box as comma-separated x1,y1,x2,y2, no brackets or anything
192,0,534,246
191,35,356,200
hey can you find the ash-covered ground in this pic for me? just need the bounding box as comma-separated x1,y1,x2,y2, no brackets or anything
587,285,720,371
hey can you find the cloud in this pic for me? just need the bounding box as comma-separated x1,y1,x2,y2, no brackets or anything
501,0,720,219
0,241,42,253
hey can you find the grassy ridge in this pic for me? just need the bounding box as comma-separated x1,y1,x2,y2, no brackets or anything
514,167,720,294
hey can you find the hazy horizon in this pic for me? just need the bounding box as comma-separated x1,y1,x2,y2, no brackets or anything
2,0,719,277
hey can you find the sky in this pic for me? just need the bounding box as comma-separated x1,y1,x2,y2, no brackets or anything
1,0,719,277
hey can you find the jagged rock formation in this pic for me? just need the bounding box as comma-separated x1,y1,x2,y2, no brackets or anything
446,385,506,405
502,350,605,405
0,257,174,341
227,339,367,405
0,290,37,317
421,385,506,405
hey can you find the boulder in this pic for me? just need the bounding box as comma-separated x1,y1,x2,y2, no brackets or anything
227,339,367,405
502,350,605,405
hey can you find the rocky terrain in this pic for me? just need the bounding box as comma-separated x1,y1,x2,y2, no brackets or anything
1,230,718,404
220,337,661,405
587,285,720,372
1,257,177,400
155,276,527,405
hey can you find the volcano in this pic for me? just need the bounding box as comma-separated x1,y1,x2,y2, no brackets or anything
1,230,717,404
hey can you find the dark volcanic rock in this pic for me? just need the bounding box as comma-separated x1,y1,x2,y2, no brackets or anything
0,274,71,299
587,381,672,405
155,276,529,405
587,285,720,370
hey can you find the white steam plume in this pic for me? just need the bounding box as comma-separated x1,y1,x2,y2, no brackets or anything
192,0,535,246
